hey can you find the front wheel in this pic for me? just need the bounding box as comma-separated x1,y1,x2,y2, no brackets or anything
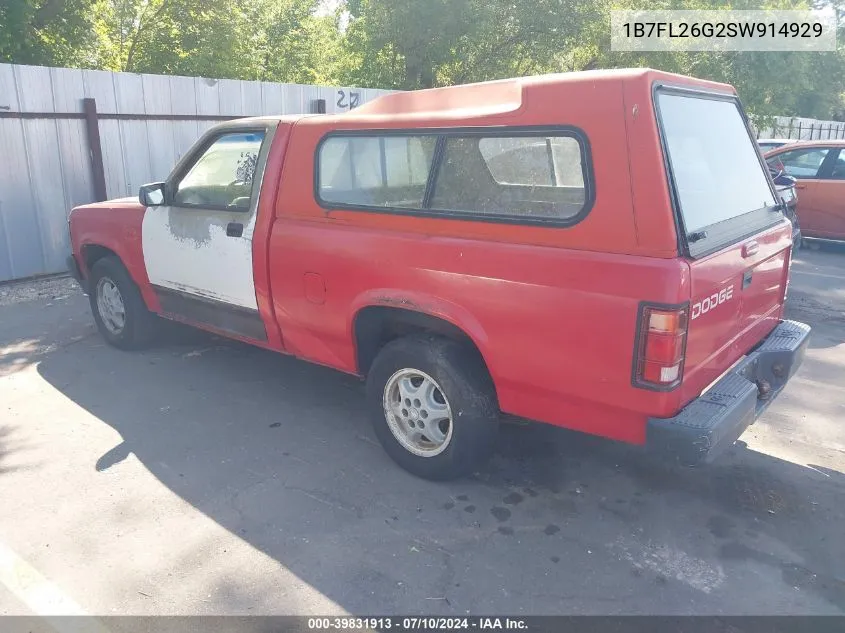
89,257,158,350
366,335,499,480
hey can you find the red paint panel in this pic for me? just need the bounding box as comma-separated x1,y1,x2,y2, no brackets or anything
69,198,160,312
268,220,691,443
251,123,291,352
681,221,792,405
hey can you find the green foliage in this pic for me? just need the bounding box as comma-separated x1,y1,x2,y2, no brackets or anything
0,0,102,67
1,0,843,120
593,0,845,119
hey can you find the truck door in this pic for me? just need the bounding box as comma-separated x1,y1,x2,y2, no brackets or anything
141,123,275,340
767,145,834,236
809,147,845,240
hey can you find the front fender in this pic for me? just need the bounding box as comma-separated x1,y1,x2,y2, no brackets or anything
71,206,159,312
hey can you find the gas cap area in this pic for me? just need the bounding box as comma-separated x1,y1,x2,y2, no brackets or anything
304,272,326,305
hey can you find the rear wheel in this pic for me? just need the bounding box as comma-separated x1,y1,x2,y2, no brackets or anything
366,335,499,480
89,257,158,349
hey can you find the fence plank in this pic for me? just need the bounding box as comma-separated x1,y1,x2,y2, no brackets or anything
82,70,118,113
52,68,95,230
15,65,54,112
0,118,43,278
261,82,284,116
291,84,308,115
194,77,221,117
22,118,66,273
82,70,125,197
241,80,262,116
218,79,243,116
0,64,20,112
143,74,177,181
114,73,153,196
169,76,200,161
50,67,86,112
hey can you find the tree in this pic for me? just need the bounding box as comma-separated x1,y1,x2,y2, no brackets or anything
250,0,342,84
341,0,476,89
580,0,845,120
0,0,101,67
340,0,604,90
1,0,843,122
91,0,337,82
92,0,253,76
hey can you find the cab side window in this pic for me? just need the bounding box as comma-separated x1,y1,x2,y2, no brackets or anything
767,148,830,179
319,135,438,208
173,131,266,210
431,134,587,221
316,128,592,225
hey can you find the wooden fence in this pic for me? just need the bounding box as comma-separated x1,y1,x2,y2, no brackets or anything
0,63,392,283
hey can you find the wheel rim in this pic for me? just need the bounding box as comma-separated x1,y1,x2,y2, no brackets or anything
96,277,126,335
383,368,453,457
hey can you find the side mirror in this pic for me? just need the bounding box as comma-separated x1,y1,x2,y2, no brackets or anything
139,182,166,207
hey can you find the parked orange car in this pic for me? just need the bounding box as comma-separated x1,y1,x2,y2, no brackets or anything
765,140,845,241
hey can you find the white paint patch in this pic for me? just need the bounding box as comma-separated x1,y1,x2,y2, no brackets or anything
142,205,258,309
611,537,725,594
0,540,109,632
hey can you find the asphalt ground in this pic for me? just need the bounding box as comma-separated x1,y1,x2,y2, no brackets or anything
0,246,843,616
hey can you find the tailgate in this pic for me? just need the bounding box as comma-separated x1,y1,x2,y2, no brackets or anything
681,222,793,404
654,87,792,405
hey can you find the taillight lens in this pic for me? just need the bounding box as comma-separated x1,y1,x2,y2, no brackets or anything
633,304,689,389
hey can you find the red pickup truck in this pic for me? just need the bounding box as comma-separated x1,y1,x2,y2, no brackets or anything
67,69,810,480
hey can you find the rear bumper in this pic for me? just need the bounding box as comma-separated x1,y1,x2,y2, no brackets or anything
66,254,88,294
647,320,811,465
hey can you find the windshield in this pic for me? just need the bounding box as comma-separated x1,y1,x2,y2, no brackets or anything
657,91,778,251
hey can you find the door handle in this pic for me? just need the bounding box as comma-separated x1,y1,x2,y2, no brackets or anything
795,183,807,190
742,240,759,258
226,222,243,237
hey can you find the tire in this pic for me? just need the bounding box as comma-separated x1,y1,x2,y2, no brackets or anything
88,256,158,350
366,335,499,480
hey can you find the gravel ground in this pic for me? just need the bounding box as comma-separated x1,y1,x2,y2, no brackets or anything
0,275,78,307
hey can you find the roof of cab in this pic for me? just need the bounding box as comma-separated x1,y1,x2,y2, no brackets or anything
340,68,734,121
221,69,735,128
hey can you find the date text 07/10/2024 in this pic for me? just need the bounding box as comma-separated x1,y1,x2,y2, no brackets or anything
307,617,528,630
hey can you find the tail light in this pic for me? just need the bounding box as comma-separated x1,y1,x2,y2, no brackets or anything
633,303,689,390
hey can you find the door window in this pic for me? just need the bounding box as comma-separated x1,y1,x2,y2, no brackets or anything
825,150,845,180
767,148,830,179
173,131,266,209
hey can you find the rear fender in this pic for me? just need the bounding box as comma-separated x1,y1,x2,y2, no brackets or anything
349,288,492,371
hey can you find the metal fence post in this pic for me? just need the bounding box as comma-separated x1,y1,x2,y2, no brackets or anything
83,98,108,202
